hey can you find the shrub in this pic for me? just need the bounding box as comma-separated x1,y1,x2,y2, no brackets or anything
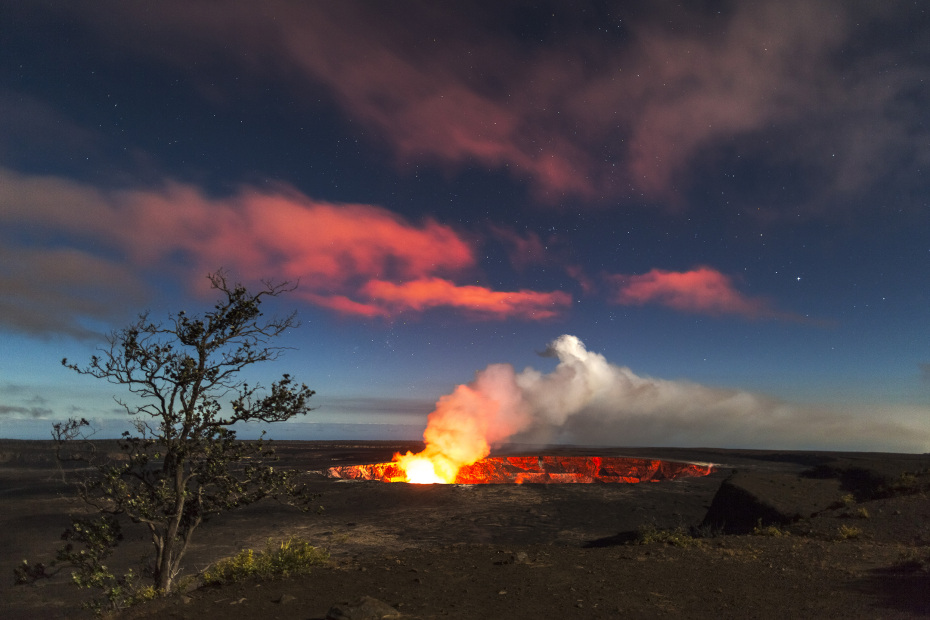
202,537,329,585
634,525,702,548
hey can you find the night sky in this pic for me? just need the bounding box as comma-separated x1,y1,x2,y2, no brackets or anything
1,1,928,451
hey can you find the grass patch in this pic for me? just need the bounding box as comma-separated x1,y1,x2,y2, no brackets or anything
634,525,702,548
836,525,863,540
752,520,790,537
202,537,329,586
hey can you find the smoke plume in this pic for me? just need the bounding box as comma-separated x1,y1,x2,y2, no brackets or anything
410,336,930,472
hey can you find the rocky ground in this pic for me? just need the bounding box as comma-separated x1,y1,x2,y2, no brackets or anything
2,441,929,619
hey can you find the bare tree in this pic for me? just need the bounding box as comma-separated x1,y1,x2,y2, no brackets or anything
30,270,315,602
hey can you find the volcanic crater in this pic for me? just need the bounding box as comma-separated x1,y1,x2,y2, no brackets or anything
326,455,716,484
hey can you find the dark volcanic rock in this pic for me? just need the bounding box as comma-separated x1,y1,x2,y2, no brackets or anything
802,455,930,500
702,471,843,534
326,595,401,619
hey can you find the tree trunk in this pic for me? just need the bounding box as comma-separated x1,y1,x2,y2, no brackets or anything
155,538,176,593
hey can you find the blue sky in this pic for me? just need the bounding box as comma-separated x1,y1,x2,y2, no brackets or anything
1,1,928,451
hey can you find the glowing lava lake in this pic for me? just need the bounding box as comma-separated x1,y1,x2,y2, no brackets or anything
326,456,716,485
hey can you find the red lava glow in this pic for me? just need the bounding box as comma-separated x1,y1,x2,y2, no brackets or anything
326,456,716,484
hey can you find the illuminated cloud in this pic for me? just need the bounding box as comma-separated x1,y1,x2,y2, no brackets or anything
362,278,571,320
52,1,929,208
300,293,388,319
607,266,774,319
0,168,571,333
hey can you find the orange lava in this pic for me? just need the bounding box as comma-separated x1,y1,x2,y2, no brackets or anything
326,456,716,484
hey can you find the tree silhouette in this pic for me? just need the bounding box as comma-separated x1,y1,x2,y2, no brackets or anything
38,270,315,602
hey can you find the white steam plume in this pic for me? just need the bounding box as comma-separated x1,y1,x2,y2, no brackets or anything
418,335,930,458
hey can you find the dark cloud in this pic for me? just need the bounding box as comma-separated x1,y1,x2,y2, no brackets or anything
0,404,54,418
0,94,102,172
0,243,148,339
489,226,549,273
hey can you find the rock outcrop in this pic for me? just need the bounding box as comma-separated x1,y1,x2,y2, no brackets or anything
702,471,842,534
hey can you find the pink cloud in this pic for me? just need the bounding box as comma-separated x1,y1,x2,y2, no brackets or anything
607,266,774,319
299,293,387,319
362,278,571,320
0,168,571,327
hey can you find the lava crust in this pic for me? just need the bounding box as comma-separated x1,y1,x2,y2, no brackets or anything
325,455,716,484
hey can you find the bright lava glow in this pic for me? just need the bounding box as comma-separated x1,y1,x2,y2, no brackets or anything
399,456,446,484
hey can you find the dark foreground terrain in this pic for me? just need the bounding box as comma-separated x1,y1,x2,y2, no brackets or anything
2,441,929,619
